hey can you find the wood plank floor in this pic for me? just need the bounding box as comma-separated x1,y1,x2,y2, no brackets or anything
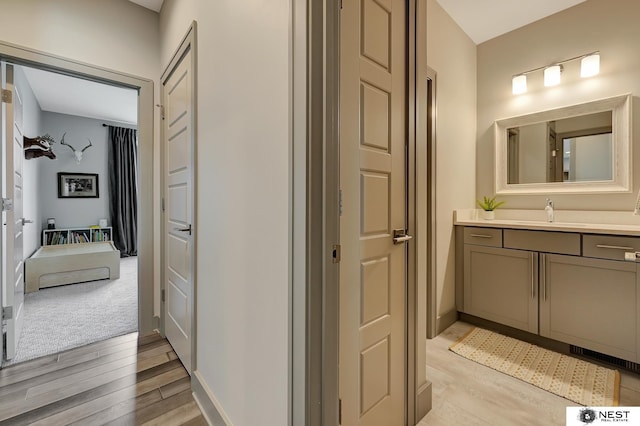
0,332,207,425
418,321,640,425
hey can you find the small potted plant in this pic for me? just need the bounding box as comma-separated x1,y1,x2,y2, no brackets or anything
476,195,505,220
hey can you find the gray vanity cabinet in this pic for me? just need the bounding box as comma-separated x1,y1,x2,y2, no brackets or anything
540,254,640,362
457,225,640,363
462,227,538,334
464,245,538,333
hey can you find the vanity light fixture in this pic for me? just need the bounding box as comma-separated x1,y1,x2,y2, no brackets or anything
581,53,600,78
512,51,600,95
544,64,562,87
512,74,527,95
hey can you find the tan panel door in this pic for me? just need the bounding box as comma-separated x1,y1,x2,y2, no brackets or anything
2,63,25,361
339,0,407,424
162,49,194,373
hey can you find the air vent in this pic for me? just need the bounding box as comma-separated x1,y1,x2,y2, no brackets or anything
570,345,640,373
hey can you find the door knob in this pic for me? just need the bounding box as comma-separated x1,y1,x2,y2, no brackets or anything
392,229,413,245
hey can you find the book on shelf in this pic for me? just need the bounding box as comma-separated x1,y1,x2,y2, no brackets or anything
43,226,112,246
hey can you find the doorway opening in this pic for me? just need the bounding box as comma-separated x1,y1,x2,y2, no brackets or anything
2,63,140,366
0,42,155,368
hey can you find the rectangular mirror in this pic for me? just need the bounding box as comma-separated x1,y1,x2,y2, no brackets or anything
508,111,612,184
495,94,631,194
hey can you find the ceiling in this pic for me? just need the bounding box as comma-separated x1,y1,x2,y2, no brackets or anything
127,0,164,12
436,0,587,44
22,66,138,125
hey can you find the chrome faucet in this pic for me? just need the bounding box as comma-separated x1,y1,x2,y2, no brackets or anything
545,198,554,222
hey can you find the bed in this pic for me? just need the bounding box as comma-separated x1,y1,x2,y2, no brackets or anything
25,241,120,293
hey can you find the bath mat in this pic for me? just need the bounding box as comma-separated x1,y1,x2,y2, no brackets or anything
449,327,620,406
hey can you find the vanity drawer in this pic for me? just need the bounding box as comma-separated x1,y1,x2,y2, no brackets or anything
503,229,580,255
463,227,502,247
583,234,640,261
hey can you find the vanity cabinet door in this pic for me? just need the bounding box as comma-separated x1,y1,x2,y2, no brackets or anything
464,245,538,333
540,254,640,363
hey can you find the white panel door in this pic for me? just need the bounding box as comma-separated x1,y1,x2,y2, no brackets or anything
162,49,194,373
2,63,25,361
339,0,407,424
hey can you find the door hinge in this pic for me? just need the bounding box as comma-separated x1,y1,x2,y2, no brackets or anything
158,104,165,120
332,244,341,264
339,189,343,216
2,306,13,320
2,198,13,212
338,398,342,424
161,289,166,303
1,89,11,104
339,0,343,9
161,197,165,212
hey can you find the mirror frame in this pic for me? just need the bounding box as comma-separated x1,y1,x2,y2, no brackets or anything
494,94,632,194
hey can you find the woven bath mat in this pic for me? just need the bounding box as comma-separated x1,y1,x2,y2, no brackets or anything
449,327,620,406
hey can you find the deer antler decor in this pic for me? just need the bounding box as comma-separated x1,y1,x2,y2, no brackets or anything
24,134,57,160
60,132,93,164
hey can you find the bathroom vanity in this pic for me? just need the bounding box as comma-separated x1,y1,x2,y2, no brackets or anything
455,209,640,364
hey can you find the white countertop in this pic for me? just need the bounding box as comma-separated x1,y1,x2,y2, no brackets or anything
454,209,640,236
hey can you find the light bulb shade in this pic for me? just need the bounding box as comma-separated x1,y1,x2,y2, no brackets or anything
544,65,562,86
581,53,600,78
512,75,527,95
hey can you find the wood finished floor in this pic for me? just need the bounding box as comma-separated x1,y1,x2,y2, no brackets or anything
418,321,640,426
0,332,206,425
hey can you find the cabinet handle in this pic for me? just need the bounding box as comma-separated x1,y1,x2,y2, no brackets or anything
469,234,492,239
595,244,635,251
541,254,547,301
531,254,535,299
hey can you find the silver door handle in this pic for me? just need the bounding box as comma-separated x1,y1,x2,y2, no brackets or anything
174,224,192,235
21,218,33,225
392,229,413,245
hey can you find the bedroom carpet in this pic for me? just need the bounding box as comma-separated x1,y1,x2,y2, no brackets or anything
4,257,138,366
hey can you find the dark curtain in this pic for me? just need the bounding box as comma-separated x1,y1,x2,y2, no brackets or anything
108,126,138,257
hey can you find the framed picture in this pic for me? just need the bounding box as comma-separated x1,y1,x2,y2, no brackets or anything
57,172,99,198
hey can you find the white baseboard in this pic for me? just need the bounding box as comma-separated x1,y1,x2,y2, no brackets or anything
192,369,233,426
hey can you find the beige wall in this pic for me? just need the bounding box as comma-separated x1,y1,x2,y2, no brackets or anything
160,1,290,425
427,0,477,321
477,0,640,210
0,0,159,81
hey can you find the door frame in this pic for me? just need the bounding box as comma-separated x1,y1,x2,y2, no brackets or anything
0,40,156,335
422,66,437,339
291,0,341,424
409,0,432,420
159,23,198,372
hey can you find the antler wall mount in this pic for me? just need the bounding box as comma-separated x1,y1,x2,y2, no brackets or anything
60,132,93,164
